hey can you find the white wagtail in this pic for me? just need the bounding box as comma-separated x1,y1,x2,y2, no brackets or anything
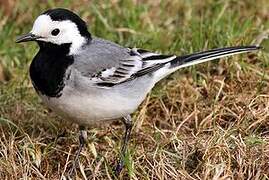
16,8,260,176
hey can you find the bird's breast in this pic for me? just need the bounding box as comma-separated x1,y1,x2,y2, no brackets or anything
29,47,74,98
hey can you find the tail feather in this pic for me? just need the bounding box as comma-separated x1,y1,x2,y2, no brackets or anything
170,45,260,69
153,45,260,82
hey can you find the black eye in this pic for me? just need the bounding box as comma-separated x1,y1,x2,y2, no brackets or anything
51,28,60,36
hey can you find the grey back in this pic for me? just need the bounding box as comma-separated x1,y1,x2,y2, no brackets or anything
72,37,130,77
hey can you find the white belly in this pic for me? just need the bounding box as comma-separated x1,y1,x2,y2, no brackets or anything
39,85,147,126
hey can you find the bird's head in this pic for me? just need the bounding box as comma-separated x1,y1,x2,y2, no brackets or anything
16,8,91,55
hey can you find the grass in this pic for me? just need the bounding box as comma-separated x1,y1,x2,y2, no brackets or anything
0,0,269,179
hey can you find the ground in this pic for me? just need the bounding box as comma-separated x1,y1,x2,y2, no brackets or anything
0,0,269,179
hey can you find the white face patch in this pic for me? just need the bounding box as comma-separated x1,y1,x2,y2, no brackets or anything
31,14,87,55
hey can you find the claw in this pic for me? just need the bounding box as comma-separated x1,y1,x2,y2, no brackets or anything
113,115,133,176
67,127,87,178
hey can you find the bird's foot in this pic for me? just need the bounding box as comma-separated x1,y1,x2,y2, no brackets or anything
114,158,124,176
67,127,87,178
113,115,133,176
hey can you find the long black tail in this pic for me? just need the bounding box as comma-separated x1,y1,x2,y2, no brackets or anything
170,46,260,69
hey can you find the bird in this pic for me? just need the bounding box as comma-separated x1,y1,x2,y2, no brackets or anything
16,8,260,177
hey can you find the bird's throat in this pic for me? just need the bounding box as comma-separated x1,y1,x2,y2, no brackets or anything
30,42,74,97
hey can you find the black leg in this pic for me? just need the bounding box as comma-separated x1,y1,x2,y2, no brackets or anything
115,115,133,175
68,126,87,178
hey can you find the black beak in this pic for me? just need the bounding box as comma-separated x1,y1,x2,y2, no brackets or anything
16,33,41,43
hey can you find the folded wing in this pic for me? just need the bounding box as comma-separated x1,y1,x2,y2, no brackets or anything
91,48,176,87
